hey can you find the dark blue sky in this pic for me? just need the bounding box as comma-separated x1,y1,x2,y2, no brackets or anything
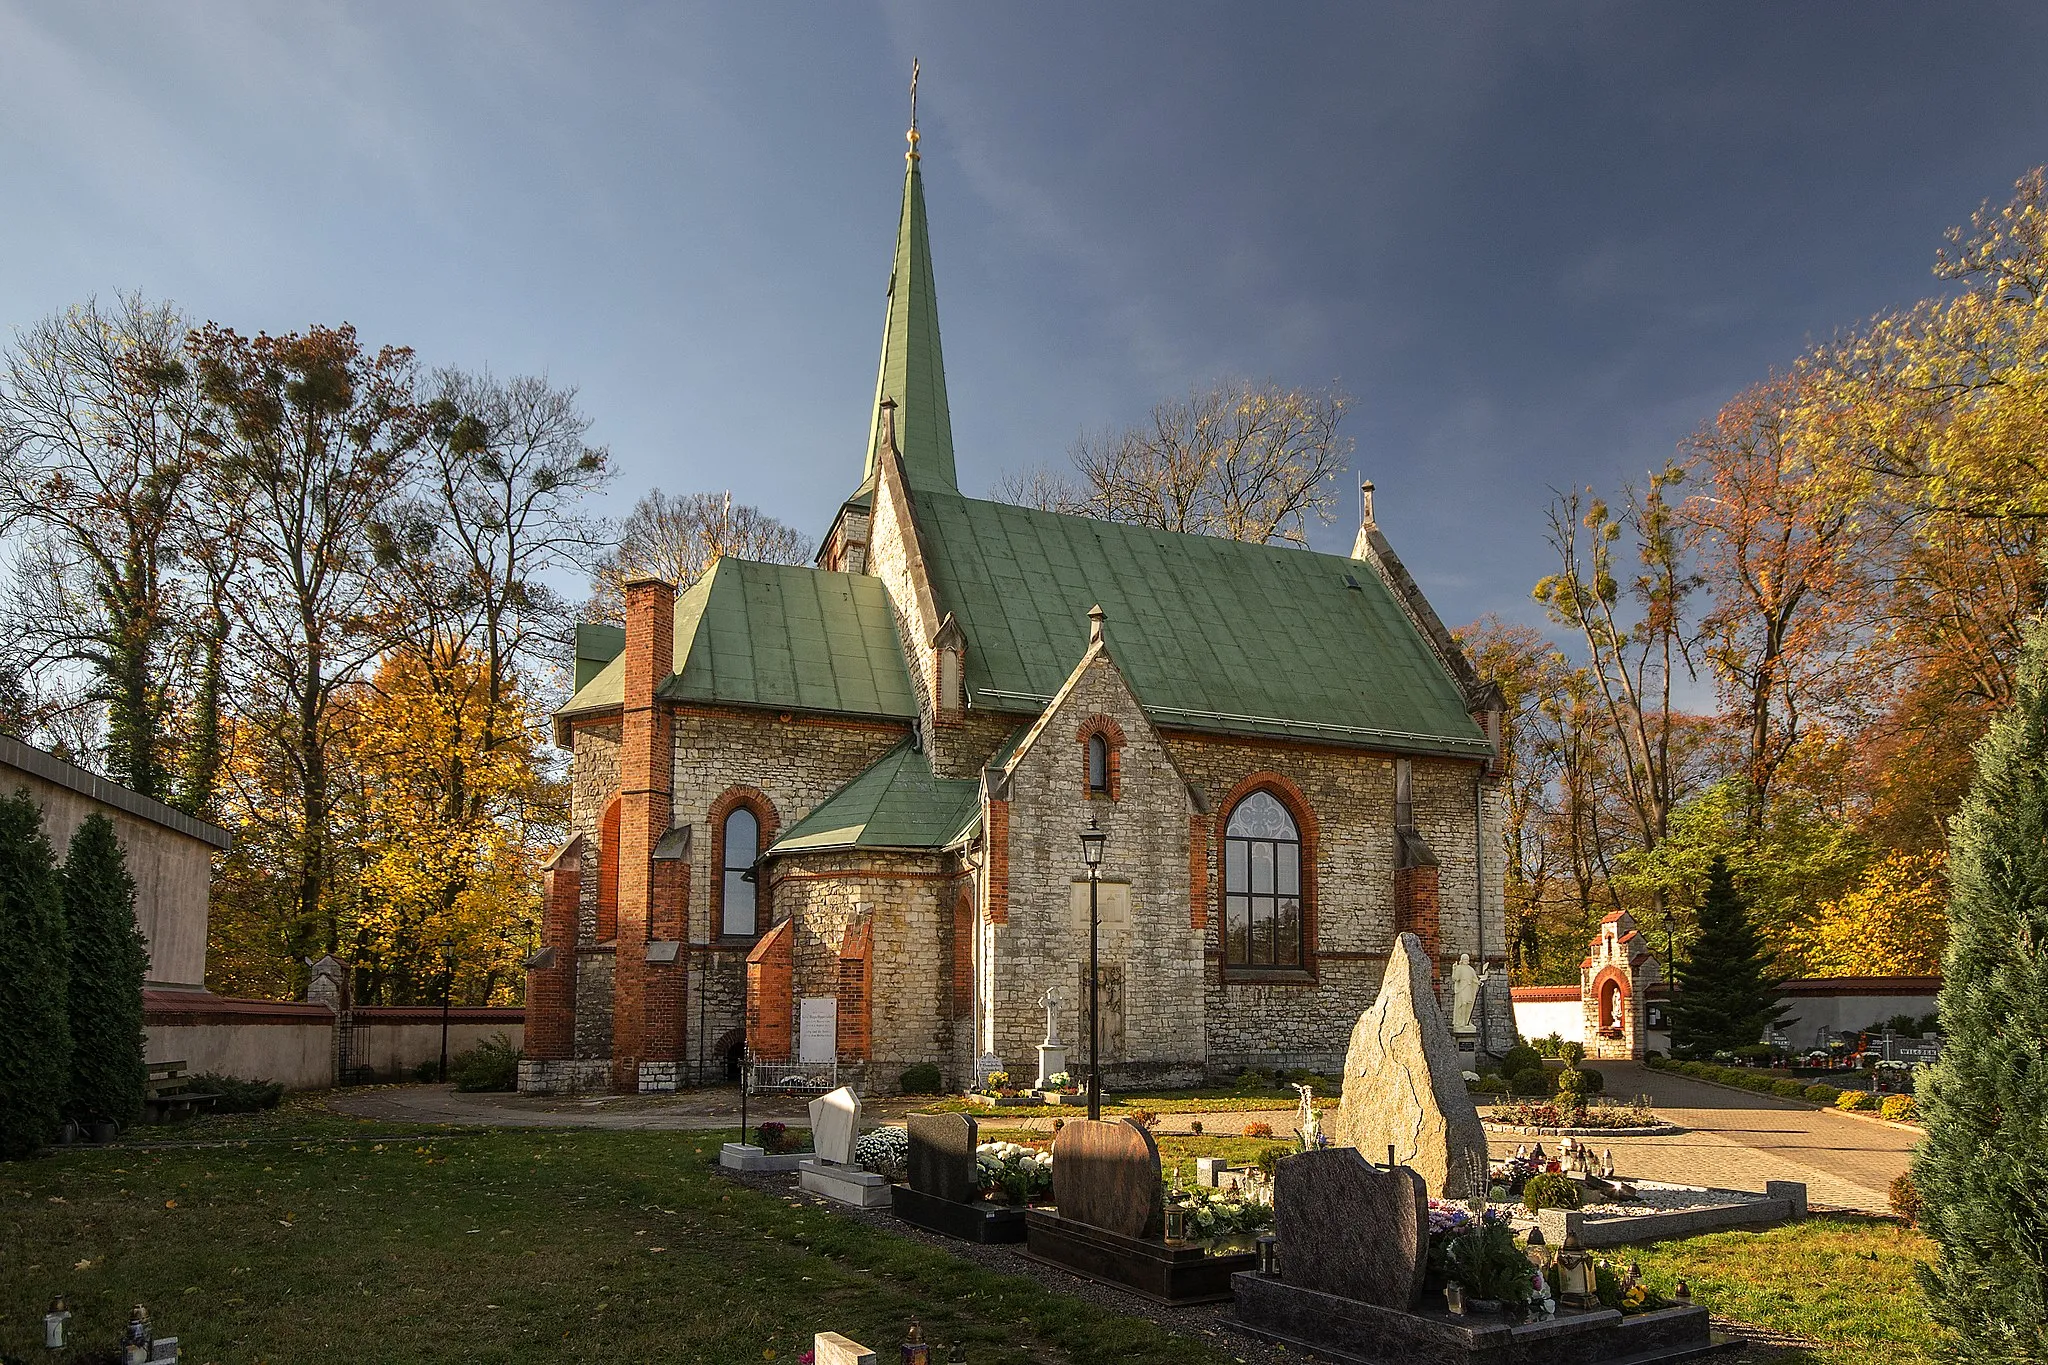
5,3,2046,630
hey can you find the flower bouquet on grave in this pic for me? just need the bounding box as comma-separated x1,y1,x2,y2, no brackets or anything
975,1141,1053,1205
1043,1071,1079,1095
1166,1180,1274,1248
854,1127,910,1182
1429,1202,1538,1311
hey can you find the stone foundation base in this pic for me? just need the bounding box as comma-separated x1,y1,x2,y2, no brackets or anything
1023,1209,1254,1304
891,1185,1028,1243
638,1061,681,1093
799,1159,893,1208
517,1058,610,1095
1232,1273,1715,1365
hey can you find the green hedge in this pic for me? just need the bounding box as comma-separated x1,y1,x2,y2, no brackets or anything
0,791,69,1159
1803,1083,1843,1102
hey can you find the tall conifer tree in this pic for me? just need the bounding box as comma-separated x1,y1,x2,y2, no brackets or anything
0,789,70,1157
1665,854,1787,1057
1914,626,2048,1358
63,813,148,1127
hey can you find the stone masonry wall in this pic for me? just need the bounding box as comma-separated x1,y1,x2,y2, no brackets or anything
768,850,963,1087
999,650,1206,1088
1163,731,1503,1073
669,704,909,1077
566,721,621,1063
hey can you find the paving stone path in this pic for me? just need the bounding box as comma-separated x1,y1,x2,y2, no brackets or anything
1496,1062,1917,1215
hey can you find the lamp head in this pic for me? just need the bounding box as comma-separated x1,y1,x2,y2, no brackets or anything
1079,815,1106,868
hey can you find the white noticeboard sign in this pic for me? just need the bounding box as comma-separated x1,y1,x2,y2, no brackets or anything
798,997,839,1064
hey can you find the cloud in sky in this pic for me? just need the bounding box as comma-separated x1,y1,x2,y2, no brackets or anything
4,1,2046,632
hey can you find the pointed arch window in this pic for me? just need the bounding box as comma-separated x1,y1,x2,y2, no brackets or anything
721,807,760,937
1224,791,1302,968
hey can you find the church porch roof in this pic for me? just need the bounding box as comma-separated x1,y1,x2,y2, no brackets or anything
766,739,981,855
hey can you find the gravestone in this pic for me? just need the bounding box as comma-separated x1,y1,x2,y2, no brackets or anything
907,1112,979,1204
1050,1117,1164,1240
1331,933,1488,1199
809,1086,861,1166
812,1332,876,1365
1274,1147,1428,1309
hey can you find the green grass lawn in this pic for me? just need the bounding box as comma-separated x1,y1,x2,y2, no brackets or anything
1621,1216,1940,1365
0,1105,1231,1365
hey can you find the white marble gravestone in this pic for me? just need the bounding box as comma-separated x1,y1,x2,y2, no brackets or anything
808,1085,862,1166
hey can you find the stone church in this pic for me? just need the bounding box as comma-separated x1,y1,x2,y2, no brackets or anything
520,125,1514,1095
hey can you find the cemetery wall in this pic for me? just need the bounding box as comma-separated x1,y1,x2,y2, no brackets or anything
998,650,1206,1087
2,734,229,990
141,992,526,1089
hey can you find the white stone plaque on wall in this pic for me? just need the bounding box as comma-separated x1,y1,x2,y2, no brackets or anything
1068,879,1131,931
799,997,838,1064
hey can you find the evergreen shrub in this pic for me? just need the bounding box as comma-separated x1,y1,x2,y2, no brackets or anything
0,790,69,1159
1803,1084,1842,1103
61,815,147,1127
1771,1079,1807,1098
1912,624,2048,1360
1498,1044,1541,1080
899,1062,943,1094
1836,1090,1878,1113
450,1033,521,1092
1880,1094,1918,1124
1510,1069,1553,1097
1522,1172,1582,1213
196,1074,284,1113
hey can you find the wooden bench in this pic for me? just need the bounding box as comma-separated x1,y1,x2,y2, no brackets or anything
144,1061,220,1123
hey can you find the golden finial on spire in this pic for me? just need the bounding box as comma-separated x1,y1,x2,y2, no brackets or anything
907,58,921,161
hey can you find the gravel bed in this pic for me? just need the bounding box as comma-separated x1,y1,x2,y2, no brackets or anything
715,1164,1294,1363
1487,1180,1769,1228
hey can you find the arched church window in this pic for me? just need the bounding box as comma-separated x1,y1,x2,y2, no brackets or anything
721,807,759,937
1086,732,1109,795
1224,790,1302,968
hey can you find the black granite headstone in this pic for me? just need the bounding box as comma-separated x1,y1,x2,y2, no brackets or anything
907,1112,980,1205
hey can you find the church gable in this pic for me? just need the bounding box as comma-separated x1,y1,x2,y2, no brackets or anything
993,614,1205,1075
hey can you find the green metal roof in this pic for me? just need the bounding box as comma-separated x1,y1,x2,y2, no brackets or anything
911,491,1490,756
768,740,980,854
556,559,919,723
574,624,625,692
860,154,956,493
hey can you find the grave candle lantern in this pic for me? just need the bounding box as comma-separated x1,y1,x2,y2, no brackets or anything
1555,1235,1598,1310
1445,1283,1467,1316
1255,1233,1278,1276
44,1296,70,1350
901,1319,930,1365
1164,1205,1189,1242
1523,1226,1550,1271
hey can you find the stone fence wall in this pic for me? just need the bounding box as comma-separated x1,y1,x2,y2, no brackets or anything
143,989,525,1089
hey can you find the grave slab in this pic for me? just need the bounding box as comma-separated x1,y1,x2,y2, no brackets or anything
812,1332,877,1365
799,1159,893,1209
1232,1273,1716,1365
1024,1209,1256,1304
719,1143,805,1173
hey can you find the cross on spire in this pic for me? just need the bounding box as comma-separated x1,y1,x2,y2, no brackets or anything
908,58,921,160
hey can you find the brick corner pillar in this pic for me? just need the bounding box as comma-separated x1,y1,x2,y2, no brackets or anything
1393,833,1443,973
746,919,795,1062
613,574,677,1092
525,834,585,1060
836,915,874,1062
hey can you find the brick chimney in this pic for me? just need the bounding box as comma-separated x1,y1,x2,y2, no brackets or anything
612,575,677,1091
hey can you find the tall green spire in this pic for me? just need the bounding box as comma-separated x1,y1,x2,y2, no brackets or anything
862,125,957,492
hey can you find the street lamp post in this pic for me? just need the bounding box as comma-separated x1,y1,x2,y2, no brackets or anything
437,938,456,1084
1079,816,1107,1121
